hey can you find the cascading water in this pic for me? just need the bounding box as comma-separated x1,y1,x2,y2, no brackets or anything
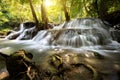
2,18,120,62
0,18,120,80
4,23,25,40
16,27,35,40
4,22,35,40
32,18,112,47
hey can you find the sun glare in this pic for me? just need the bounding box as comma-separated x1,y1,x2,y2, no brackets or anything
45,0,53,7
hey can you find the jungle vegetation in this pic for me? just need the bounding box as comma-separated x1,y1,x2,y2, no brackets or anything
0,0,120,32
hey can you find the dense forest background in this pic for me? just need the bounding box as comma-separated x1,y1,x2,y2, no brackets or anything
0,0,120,34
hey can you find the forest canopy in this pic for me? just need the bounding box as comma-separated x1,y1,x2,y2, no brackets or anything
0,0,120,30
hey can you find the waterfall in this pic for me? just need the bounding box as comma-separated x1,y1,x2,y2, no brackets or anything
16,27,35,40
5,22,35,40
4,23,25,40
32,30,52,45
32,18,112,47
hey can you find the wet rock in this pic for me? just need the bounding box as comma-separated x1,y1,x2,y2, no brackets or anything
0,50,42,80
0,49,120,80
114,24,120,30
110,27,120,43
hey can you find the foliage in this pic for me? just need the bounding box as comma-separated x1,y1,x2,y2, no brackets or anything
0,0,120,30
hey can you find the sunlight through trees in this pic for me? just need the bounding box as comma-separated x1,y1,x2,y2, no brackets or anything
0,0,120,29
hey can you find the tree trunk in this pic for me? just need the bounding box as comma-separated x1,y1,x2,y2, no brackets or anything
41,0,48,29
98,0,108,19
94,0,99,16
28,0,39,31
61,0,70,22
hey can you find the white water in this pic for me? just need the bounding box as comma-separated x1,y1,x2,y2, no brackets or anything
32,18,112,47
1,18,120,60
4,23,25,40
16,27,35,40
5,22,35,40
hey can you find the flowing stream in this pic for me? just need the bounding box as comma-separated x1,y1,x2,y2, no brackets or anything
0,18,120,80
